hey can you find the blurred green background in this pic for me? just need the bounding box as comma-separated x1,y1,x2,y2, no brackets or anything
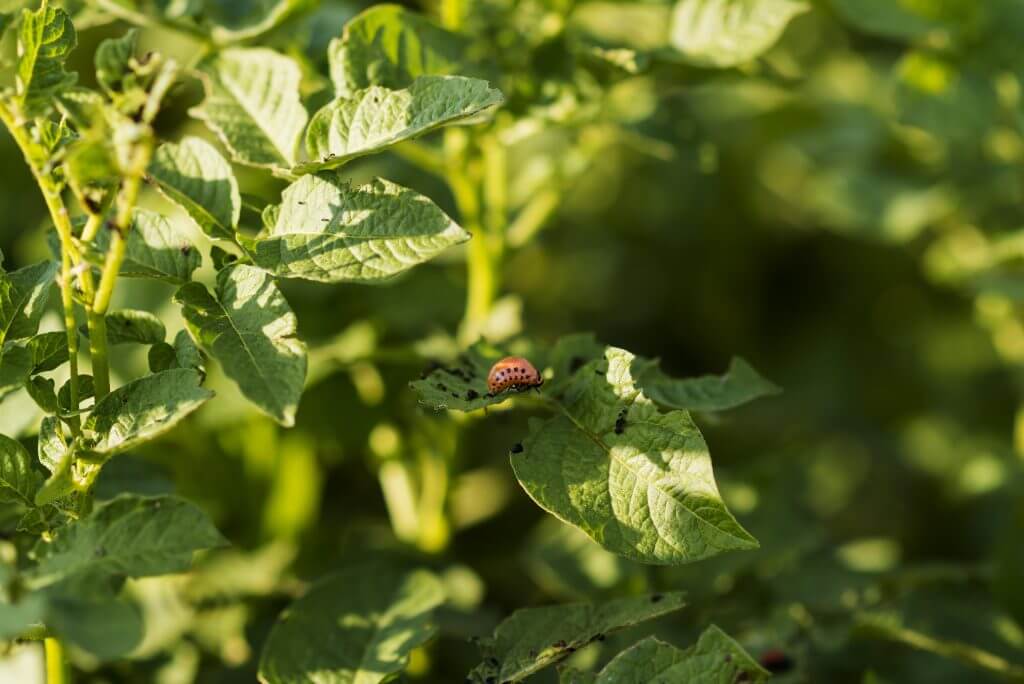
3,0,1024,682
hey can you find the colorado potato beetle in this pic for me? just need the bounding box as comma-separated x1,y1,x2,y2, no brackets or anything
487,356,543,395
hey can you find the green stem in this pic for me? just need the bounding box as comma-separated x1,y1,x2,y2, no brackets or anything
44,637,69,684
92,0,211,42
0,103,83,432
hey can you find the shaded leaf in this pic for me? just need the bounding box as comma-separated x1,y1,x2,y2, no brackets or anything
0,260,58,344
45,591,143,659
191,48,308,168
15,5,77,115
82,369,213,456
58,374,94,415
251,174,469,283
149,136,241,241
175,265,306,426
636,357,779,412
591,628,768,683
298,76,503,174
81,309,166,346
26,376,58,414
330,3,471,95
258,564,445,684
29,494,227,589
35,416,73,505
0,433,42,506
0,344,32,398
468,592,686,683
668,0,808,68
94,28,137,96
26,331,69,373
93,210,201,284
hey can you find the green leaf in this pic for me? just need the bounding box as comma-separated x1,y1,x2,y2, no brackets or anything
29,494,227,589
147,330,205,375
636,357,779,411
512,348,759,564
26,376,58,414
26,331,69,373
251,174,470,283
0,344,33,398
408,344,524,412
15,5,77,115
82,369,213,456
298,76,503,174
206,0,305,44
668,0,809,68
830,0,966,40
258,564,445,684
58,374,94,415
467,592,686,683
0,433,42,506
0,260,58,344
147,342,176,373
95,28,138,96
93,210,201,284
149,136,241,241
45,591,143,659
0,592,47,640
191,48,308,168
330,4,471,95
175,265,306,426
589,628,769,683
80,309,166,346
35,416,73,506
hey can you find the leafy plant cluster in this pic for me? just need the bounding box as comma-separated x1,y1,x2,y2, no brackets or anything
0,0,1020,683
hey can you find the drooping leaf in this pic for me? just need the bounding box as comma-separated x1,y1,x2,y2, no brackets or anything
190,48,308,168
258,564,445,684
175,265,306,426
45,590,143,659
512,348,759,564
94,28,138,96
206,0,305,44
93,210,201,284
298,76,503,173
0,433,42,506
668,0,809,68
636,357,779,411
588,628,769,683
26,331,69,373
82,369,213,456
329,3,471,95
35,416,73,506
15,5,77,115
0,260,58,344
29,494,227,589
80,309,166,346
467,592,686,683
0,344,33,398
251,174,470,283
149,136,241,241
26,376,58,413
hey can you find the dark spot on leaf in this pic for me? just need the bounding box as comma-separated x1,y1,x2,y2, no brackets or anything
485,678,495,684
436,383,447,392
553,640,567,649
595,633,606,641
466,389,479,400
651,593,663,603
510,443,523,454
758,649,793,674
568,356,585,372
487,657,498,667
595,369,605,375
451,392,459,398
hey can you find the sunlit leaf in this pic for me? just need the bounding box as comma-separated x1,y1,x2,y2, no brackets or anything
298,76,502,173
15,5,77,115
82,369,213,456
93,210,201,284
0,260,58,345
191,48,308,168
175,265,306,426
668,0,808,68
0,433,42,506
149,136,241,241
251,173,469,283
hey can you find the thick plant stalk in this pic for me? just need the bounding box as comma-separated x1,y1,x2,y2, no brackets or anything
44,637,70,684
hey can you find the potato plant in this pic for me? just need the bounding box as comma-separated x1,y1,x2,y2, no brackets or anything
0,0,1021,683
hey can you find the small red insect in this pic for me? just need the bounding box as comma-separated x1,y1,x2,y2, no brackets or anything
487,356,543,395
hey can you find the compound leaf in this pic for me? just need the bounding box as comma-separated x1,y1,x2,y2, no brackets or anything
251,174,469,283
